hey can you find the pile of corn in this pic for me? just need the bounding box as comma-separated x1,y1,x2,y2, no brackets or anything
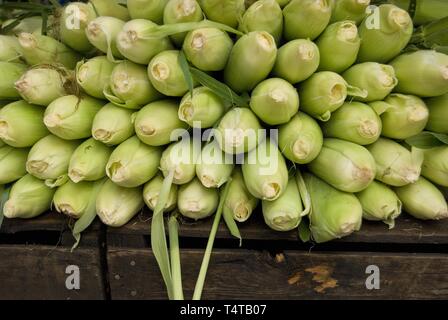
0,0,448,299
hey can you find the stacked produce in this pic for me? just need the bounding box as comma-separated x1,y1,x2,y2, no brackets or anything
1,0,448,300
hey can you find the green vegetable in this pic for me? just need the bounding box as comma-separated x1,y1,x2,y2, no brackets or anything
304,172,362,243
196,141,234,188
278,112,323,164
183,28,233,71
2,174,55,219
106,136,162,188
76,56,115,100
143,174,178,211
116,19,173,65
127,0,169,24
148,50,190,97
283,0,332,41
105,61,162,110
425,94,448,134
68,138,113,183
91,103,135,146
198,0,246,28
0,62,26,100
26,135,80,187
371,94,429,140
2,17,43,36
135,100,188,146
389,0,448,26
330,0,370,25
85,16,126,59
96,179,144,227
242,138,289,201
178,178,219,220
249,78,299,125
0,146,29,185
308,138,376,193
342,62,398,102
163,0,203,46
44,95,104,140
273,39,320,84
89,0,131,21
322,102,382,145
215,107,263,155
390,50,448,97
367,138,424,187
421,146,448,187
224,31,277,93
178,87,227,128
357,4,413,63
0,35,22,62
395,176,448,220
355,180,401,229
316,21,360,73
0,101,49,148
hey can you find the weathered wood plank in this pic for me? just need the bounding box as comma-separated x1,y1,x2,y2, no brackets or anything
0,245,105,300
108,248,448,300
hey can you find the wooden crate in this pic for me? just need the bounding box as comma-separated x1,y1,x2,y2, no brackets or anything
107,210,448,300
0,212,106,300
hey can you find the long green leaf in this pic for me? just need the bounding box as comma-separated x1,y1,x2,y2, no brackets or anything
178,51,194,98
222,207,242,246
405,131,448,149
168,213,183,300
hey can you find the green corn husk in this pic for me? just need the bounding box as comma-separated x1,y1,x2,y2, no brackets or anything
85,16,126,59
367,138,424,187
278,112,323,164
371,94,429,140
283,0,332,41
308,138,376,193
143,174,178,211
322,102,382,145
224,31,277,93
68,138,113,183
304,173,362,243
106,136,162,188
249,78,299,126
178,177,219,220
425,94,448,134
89,0,131,21
357,4,413,63
0,35,23,63
0,146,28,185
183,28,233,71
330,0,370,24
96,179,144,227
160,137,201,185
163,0,203,46
239,0,283,43
198,0,246,29
196,141,234,188
116,19,173,65
91,103,135,146
76,56,115,100
105,61,162,110
242,138,289,201
421,146,448,187
2,174,55,219
273,39,320,84
342,62,398,102
395,176,448,220
2,17,43,36
0,101,49,148
148,50,190,97
389,0,448,25
17,33,81,69
15,66,74,106
53,179,104,219
276,0,291,7
44,95,104,140
0,62,26,100
135,100,188,146
223,168,259,222
128,0,169,24
355,180,402,229
215,107,263,155
316,21,361,73
390,50,448,97
178,87,227,128
299,71,367,121
58,2,96,53
26,135,80,187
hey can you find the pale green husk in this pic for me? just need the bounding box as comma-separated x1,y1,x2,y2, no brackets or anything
421,146,448,187
85,16,126,59
143,174,178,211
308,138,376,193
178,178,219,220
425,94,448,134
389,0,448,25
106,136,162,188
330,0,371,24
196,141,234,188
128,0,169,24
3,174,56,219
0,101,49,148
76,56,115,99
0,146,29,184
0,62,26,100
198,0,245,28
89,0,131,21
0,35,23,63
2,17,43,35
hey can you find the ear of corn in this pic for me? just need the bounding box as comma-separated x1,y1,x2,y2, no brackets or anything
178,178,219,220
421,146,448,187
85,16,126,59
389,0,448,25
0,146,29,185
127,0,169,24
0,35,23,63
196,141,234,188
143,174,178,211
330,0,371,25
89,0,131,21
425,94,448,134
198,0,246,29
0,62,26,100
76,56,115,100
